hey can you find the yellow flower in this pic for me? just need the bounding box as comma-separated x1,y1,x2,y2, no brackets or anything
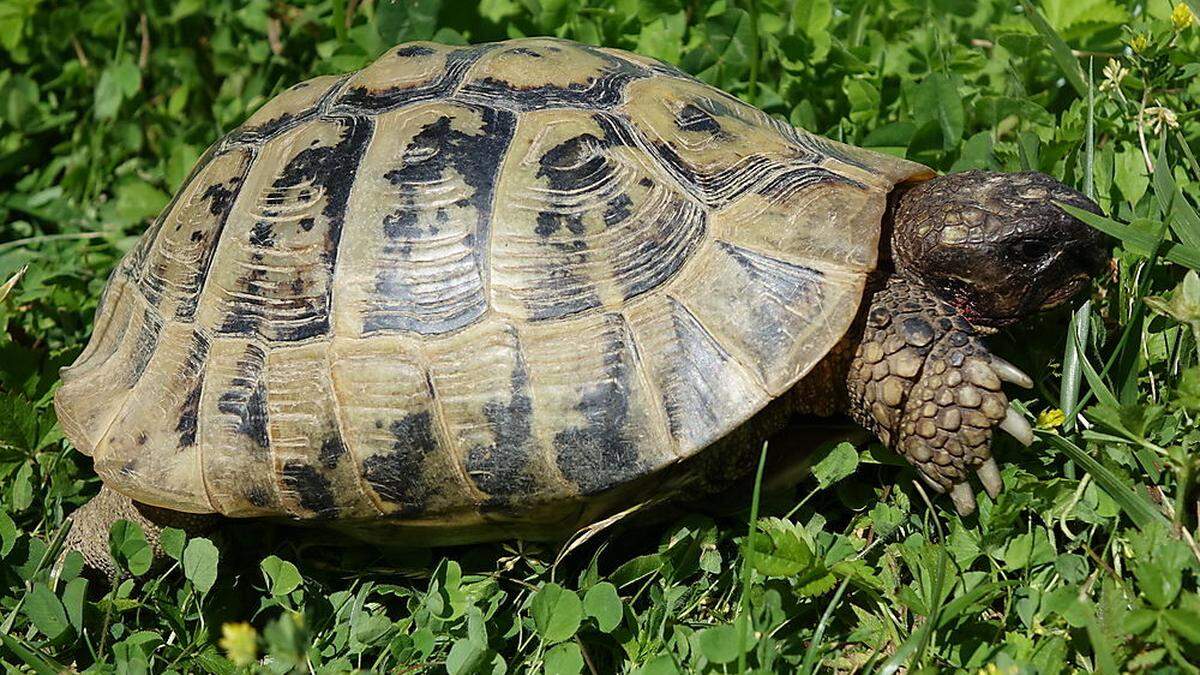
1173,3,1195,30
1036,408,1066,430
1129,33,1149,53
219,622,259,667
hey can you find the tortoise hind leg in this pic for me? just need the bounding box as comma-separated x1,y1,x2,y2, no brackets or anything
61,485,218,580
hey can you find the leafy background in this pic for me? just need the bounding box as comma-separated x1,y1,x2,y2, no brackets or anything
2,0,1200,672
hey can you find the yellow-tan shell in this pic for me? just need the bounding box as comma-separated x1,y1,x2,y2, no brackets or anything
55,38,930,529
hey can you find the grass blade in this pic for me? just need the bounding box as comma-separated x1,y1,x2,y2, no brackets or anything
1020,0,1087,96
1039,433,1168,530
799,576,851,674
1070,321,1119,410
1060,203,1200,270
1084,57,1095,200
737,441,769,674
0,632,68,675
1060,301,1091,430
937,580,1020,629
1152,143,1200,249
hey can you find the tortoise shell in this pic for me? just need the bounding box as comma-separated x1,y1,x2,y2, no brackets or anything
55,38,929,532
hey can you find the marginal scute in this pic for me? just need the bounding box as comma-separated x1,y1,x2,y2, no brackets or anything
623,296,768,451
328,336,473,517
266,342,379,518
424,320,564,505
91,324,212,514
199,337,278,516
55,279,159,455
518,313,676,495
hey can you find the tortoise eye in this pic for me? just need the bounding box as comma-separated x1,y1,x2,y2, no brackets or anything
1011,239,1052,262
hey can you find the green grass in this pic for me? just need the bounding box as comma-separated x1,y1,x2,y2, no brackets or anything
2,0,1200,672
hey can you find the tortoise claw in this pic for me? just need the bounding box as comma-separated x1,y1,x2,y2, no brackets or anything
990,356,1033,389
950,482,977,516
999,408,1034,446
977,458,1003,499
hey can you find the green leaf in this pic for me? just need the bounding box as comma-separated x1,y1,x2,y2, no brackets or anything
1039,433,1168,530
693,620,752,665
0,509,17,556
1021,0,1087,96
746,518,813,577
0,632,69,675
260,555,303,597
61,578,87,633
791,0,832,61
24,583,69,639
375,0,441,43
543,642,584,674
1152,147,1200,249
159,527,186,562
182,537,219,595
1060,203,1200,270
1164,608,1200,644
1115,147,1149,206
583,582,622,633
682,7,753,83
811,441,858,488
108,520,153,577
529,583,583,644
94,62,141,120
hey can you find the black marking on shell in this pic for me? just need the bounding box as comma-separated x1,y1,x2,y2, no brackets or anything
395,44,436,57
219,116,373,342
365,105,516,335
174,333,211,447
231,74,350,143
518,114,706,320
318,435,347,470
171,171,250,320
282,461,337,516
216,343,271,450
361,411,439,514
674,104,722,135
336,47,484,112
246,486,271,507
456,48,648,111
466,330,538,501
553,315,647,494
128,309,165,386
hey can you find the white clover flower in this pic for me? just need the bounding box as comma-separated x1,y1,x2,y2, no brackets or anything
1100,58,1128,92
1143,106,1180,134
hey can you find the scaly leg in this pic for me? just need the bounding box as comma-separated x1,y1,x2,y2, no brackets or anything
846,276,1035,515
61,485,217,580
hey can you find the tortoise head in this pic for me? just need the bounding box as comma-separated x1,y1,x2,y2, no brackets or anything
889,170,1108,330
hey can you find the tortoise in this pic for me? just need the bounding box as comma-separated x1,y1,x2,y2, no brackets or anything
56,37,1106,574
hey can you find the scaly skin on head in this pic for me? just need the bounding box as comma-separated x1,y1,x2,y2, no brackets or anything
848,170,1107,515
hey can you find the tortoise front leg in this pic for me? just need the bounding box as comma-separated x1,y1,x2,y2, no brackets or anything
846,276,1035,515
